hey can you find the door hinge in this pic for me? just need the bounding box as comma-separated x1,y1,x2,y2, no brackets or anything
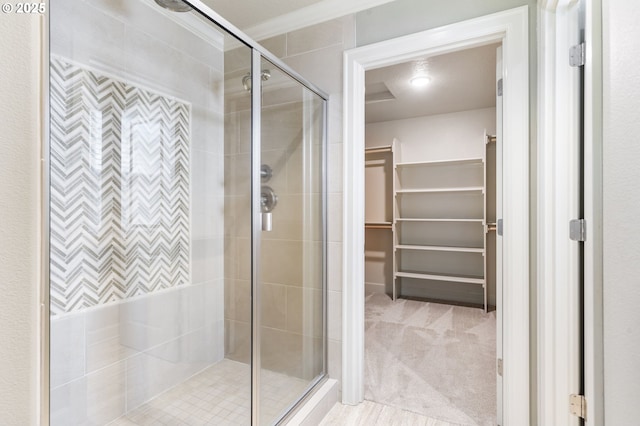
570,394,586,419
497,78,503,96
497,219,503,236
569,219,587,242
497,358,503,376
570,42,586,67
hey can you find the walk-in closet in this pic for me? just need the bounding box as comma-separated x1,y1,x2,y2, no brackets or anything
365,119,497,311
363,44,501,426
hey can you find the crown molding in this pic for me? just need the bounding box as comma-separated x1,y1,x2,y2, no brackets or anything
244,0,396,42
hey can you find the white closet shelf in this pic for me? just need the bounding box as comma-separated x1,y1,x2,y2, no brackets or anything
396,218,484,223
395,244,484,253
395,186,484,194
395,157,483,168
365,145,393,153
395,271,485,285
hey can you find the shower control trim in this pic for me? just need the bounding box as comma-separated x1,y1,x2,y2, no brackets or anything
261,164,273,182
260,186,277,213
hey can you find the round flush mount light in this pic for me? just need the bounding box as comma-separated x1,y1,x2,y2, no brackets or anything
409,75,431,87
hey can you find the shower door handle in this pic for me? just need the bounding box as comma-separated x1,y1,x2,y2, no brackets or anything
260,185,277,232
261,212,272,232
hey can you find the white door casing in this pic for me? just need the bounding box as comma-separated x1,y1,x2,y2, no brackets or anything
537,1,585,425
342,7,530,424
495,45,504,426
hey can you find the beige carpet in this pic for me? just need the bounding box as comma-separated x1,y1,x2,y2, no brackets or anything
364,293,497,426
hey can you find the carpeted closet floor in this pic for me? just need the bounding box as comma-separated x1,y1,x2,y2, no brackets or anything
364,292,497,426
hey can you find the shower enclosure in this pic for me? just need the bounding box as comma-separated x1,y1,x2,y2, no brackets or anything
45,0,327,424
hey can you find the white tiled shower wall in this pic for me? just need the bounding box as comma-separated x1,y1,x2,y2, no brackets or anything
49,0,225,423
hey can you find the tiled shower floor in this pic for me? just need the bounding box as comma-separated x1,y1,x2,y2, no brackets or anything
109,359,308,426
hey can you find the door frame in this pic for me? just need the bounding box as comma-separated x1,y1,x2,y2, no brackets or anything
342,6,530,423
537,2,582,425
538,0,604,424
582,0,604,423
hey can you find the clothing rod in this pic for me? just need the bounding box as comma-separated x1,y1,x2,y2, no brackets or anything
365,223,392,229
487,135,497,144
365,146,392,154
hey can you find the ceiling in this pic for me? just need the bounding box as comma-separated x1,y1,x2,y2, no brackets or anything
365,43,500,123
200,0,324,29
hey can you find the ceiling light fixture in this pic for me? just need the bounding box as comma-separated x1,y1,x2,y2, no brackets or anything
410,75,431,87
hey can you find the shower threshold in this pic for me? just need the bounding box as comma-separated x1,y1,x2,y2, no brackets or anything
108,359,308,426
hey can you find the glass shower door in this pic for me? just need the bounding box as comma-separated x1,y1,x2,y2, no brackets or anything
48,1,327,424
257,58,326,424
48,2,254,424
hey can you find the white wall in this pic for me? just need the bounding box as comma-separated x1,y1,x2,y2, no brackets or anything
0,13,41,426
366,108,496,162
356,0,536,47
602,0,640,423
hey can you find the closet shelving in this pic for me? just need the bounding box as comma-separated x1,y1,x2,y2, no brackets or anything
364,142,396,296
364,142,395,230
394,271,485,285
395,187,484,194
395,218,483,222
394,245,484,253
392,143,488,311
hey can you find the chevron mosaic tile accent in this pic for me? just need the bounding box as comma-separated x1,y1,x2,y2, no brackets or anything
50,57,191,316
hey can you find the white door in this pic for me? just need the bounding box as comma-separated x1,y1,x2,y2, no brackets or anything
495,45,504,426
582,0,602,422
560,2,584,425
539,1,585,424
